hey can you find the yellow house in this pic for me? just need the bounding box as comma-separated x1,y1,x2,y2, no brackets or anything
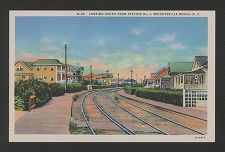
101,73,113,86
103,77,112,86
15,61,34,81
33,59,63,83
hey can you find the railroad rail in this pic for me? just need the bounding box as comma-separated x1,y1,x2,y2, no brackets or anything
81,91,96,135
116,91,206,122
102,94,167,135
112,90,205,135
93,92,136,135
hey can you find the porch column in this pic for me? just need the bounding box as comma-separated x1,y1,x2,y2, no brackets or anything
61,66,63,83
183,89,185,107
183,74,185,88
159,78,162,89
174,76,176,88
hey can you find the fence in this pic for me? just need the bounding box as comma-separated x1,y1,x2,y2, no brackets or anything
183,89,207,107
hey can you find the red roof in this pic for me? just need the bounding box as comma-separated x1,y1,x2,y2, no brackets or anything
157,67,169,78
83,77,89,81
83,73,102,79
148,77,156,81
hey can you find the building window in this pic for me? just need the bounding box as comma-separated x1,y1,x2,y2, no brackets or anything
50,66,54,71
16,66,23,71
195,75,199,84
44,66,47,70
22,76,25,79
44,76,47,79
37,75,42,81
50,76,54,81
181,75,183,83
57,66,61,71
37,66,40,71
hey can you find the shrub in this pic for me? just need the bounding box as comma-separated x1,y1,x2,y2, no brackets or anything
15,79,52,110
69,121,78,133
14,96,27,110
72,95,79,101
66,83,83,93
124,85,141,94
125,86,183,106
49,83,65,96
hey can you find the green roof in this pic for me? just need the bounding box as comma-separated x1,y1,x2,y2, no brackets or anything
168,62,193,73
24,62,34,69
33,59,63,65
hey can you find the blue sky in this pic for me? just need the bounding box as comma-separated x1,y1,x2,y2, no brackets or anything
16,16,208,79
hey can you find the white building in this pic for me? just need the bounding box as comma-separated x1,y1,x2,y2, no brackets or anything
171,56,208,107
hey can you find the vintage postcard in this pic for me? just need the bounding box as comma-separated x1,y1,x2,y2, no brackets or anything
9,10,215,142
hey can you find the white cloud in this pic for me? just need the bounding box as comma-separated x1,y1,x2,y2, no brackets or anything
169,43,186,50
40,38,54,45
131,28,144,36
96,39,105,46
130,43,139,50
155,34,175,43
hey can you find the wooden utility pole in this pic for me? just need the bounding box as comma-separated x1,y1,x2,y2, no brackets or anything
130,70,133,86
90,65,92,85
136,74,138,84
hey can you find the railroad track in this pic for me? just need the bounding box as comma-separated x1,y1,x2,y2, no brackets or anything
81,88,204,135
115,90,206,122
98,90,166,134
81,91,96,135
103,90,205,135
93,91,136,135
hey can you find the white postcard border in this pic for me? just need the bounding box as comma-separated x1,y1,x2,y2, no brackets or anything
9,10,215,142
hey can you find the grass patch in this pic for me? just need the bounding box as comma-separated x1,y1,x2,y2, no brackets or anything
72,95,79,102
69,121,92,134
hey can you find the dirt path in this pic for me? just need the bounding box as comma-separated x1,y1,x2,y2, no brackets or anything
15,92,84,134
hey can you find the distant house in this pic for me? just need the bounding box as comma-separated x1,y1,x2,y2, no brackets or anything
124,78,136,85
145,67,170,89
83,73,104,84
101,73,113,86
15,58,84,84
156,67,170,89
73,66,84,82
33,59,64,83
145,77,156,88
15,61,34,81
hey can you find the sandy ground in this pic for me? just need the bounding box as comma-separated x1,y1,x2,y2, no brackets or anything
15,110,27,121
15,92,85,134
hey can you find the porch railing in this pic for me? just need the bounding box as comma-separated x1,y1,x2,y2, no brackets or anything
184,84,207,90
174,83,207,90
